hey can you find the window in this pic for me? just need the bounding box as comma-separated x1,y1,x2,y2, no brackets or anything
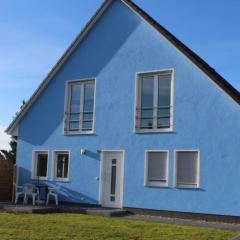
53,151,70,181
175,150,200,189
64,79,95,134
145,151,169,187
135,70,173,132
32,151,48,180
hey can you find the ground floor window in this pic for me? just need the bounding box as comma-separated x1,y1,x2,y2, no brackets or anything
174,150,200,189
32,151,48,180
53,151,70,181
145,151,169,187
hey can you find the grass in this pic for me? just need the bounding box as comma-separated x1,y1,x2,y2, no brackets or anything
0,212,238,240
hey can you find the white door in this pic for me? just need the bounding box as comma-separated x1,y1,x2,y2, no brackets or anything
101,151,124,208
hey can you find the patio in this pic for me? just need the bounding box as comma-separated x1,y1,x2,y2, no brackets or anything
0,202,129,216
0,203,58,213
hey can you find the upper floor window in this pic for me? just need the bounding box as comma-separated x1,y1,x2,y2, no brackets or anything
135,70,173,132
64,79,95,134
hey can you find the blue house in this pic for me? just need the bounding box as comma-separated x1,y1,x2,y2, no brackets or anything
6,0,240,218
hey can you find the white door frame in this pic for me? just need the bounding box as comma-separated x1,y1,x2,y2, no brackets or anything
99,150,125,208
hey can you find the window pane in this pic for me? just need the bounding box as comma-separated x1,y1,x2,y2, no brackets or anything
82,121,93,130
69,113,79,121
158,108,170,127
141,76,154,109
110,165,116,195
140,76,154,128
82,112,93,130
70,85,81,113
158,74,171,128
56,153,69,179
141,109,153,118
83,83,94,131
69,84,81,131
83,113,93,121
110,159,117,202
158,74,171,107
148,152,167,182
141,118,153,128
36,153,48,177
158,108,170,117
176,151,198,187
83,83,94,112
69,122,79,131
158,118,170,128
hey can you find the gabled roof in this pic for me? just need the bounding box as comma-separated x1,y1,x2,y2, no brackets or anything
6,0,240,135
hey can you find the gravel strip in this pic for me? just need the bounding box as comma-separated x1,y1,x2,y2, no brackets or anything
123,214,240,230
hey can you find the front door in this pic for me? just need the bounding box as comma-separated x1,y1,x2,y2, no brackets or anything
100,151,124,208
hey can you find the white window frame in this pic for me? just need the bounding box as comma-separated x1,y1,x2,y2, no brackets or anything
64,78,96,135
134,69,174,133
31,150,49,180
52,150,70,182
174,150,200,189
144,150,169,188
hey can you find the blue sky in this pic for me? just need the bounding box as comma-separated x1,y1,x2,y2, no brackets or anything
0,0,240,149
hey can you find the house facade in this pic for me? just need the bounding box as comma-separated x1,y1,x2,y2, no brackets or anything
7,0,240,217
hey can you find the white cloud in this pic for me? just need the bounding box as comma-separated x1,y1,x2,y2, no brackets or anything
0,126,10,150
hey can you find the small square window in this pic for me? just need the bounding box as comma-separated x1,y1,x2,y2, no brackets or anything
145,151,168,187
53,151,70,181
175,151,200,189
32,151,48,180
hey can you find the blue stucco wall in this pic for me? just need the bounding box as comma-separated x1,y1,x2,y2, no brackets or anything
16,0,240,216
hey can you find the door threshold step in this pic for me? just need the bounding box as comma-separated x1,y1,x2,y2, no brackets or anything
59,206,129,217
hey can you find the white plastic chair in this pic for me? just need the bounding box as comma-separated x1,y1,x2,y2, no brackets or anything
14,183,24,204
23,184,40,206
46,187,60,206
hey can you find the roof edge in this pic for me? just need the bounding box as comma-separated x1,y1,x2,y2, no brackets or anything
122,0,240,104
5,0,113,135
6,0,240,135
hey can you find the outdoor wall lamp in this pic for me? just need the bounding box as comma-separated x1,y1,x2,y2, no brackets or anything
80,149,86,155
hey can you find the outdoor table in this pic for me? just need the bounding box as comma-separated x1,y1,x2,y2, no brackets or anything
35,184,48,203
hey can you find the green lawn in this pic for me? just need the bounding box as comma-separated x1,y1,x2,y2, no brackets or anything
0,212,237,240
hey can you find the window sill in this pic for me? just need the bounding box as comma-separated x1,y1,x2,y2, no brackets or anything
31,177,48,181
135,128,174,134
175,184,200,190
64,131,95,136
52,178,70,183
145,181,168,188
145,184,169,188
